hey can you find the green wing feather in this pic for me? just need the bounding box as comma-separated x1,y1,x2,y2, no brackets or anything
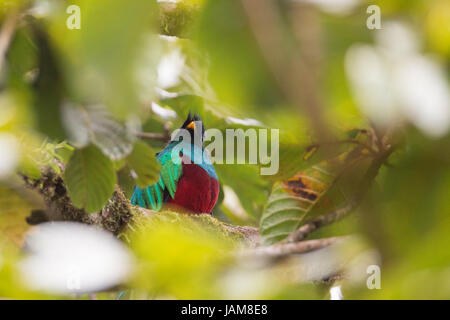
131,147,183,211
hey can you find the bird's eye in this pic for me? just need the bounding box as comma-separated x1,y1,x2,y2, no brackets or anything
187,121,196,130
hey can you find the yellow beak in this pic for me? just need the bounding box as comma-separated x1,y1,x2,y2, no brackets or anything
186,121,196,130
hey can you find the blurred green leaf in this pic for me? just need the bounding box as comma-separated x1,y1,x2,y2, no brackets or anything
194,0,282,110
162,94,204,117
345,131,450,299
130,211,237,299
64,145,116,213
126,140,160,187
215,163,269,221
0,238,54,299
117,166,135,198
49,0,157,118
31,21,66,141
7,24,37,92
62,104,135,160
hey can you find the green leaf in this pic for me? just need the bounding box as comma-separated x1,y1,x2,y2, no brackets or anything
126,141,160,188
260,163,337,245
63,104,135,160
260,147,371,245
64,145,116,213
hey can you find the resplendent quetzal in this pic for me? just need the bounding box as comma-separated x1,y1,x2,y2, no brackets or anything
131,113,219,214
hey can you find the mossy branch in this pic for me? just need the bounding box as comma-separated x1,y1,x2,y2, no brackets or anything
22,168,132,235
21,165,346,264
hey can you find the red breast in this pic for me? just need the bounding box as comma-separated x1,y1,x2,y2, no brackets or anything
167,162,219,214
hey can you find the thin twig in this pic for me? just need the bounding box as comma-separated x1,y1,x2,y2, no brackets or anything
137,121,171,142
240,236,345,259
136,132,168,141
285,202,357,243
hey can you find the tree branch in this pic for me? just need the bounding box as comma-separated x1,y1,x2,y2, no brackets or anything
136,122,171,142
22,168,133,235
241,236,345,259
136,132,168,141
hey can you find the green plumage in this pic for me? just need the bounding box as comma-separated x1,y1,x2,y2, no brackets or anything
131,143,183,211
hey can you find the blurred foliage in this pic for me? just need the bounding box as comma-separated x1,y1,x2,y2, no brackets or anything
0,0,449,300
159,2,200,38
0,238,54,299
0,187,33,247
341,130,450,299
48,0,158,119
128,209,326,299
126,140,160,188
193,0,284,112
130,210,238,299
